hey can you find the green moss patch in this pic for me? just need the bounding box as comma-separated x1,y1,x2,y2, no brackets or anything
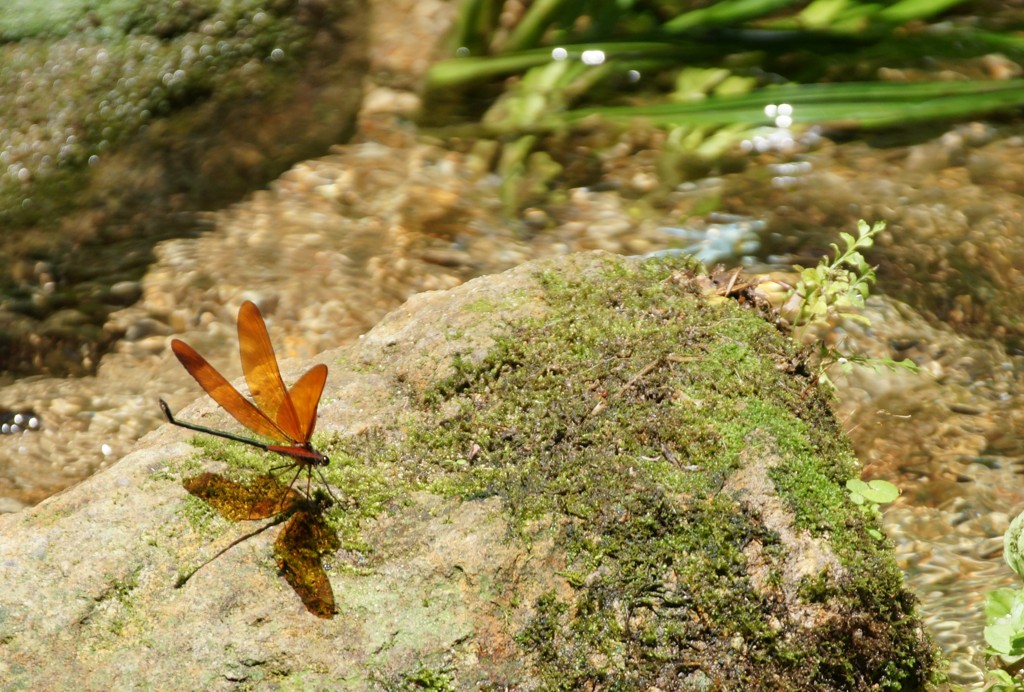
398,255,935,688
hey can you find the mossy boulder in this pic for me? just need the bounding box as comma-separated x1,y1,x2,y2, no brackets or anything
0,0,365,231
0,252,937,688
0,0,366,373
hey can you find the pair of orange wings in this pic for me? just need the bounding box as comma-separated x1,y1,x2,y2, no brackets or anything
167,302,335,617
169,301,327,460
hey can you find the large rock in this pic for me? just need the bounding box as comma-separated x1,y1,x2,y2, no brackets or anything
0,0,367,375
0,252,937,688
0,0,366,230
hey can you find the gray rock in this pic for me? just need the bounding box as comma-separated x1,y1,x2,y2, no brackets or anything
0,252,937,689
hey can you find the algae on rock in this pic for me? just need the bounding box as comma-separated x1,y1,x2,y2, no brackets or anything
352,252,938,688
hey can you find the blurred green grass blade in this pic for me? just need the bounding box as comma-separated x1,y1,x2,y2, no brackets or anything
504,0,568,52
876,0,970,24
564,80,1024,130
664,0,803,32
427,41,720,89
427,50,563,89
957,28,1024,54
761,79,1024,104
798,0,851,29
450,0,501,55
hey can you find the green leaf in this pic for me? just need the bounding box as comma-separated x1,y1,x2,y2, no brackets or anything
985,669,1017,689
986,587,1019,621
673,67,731,102
848,478,900,504
1006,512,1024,578
986,618,1018,654
893,358,919,373
984,588,1024,655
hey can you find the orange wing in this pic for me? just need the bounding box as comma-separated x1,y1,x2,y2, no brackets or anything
237,301,303,442
170,338,293,443
288,364,327,442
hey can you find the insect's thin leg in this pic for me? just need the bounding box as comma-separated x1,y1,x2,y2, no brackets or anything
266,461,295,477
284,464,303,493
273,465,305,513
313,467,339,503
268,462,302,488
264,463,289,492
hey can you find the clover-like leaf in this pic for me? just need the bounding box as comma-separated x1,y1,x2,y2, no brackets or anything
847,478,900,507
985,587,1024,656
986,587,1019,621
1005,512,1024,579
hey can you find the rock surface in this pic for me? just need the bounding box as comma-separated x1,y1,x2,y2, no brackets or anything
0,0,368,375
0,252,936,688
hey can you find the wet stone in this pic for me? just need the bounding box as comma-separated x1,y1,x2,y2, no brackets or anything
108,280,143,305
